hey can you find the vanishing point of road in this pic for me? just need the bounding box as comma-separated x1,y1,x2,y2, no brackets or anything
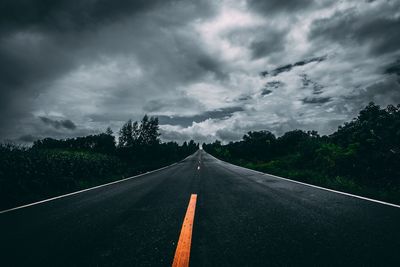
1,150,399,266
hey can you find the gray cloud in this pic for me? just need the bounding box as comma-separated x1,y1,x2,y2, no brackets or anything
302,96,332,104
385,59,400,77
309,3,400,56
216,129,244,142
249,30,287,59
196,55,228,80
18,134,39,143
261,89,272,96
353,76,400,106
158,107,244,127
261,55,327,77
300,74,324,94
246,0,317,15
159,127,214,144
224,24,289,61
260,81,284,96
265,80,284,89
143,97,205,114
1,0,399,144
0,0,216,141
237,95,253,101
0,0,168,34
39,117,77,130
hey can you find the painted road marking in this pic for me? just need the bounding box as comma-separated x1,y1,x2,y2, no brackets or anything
172,194,197,267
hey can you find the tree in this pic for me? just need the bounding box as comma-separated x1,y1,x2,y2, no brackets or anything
132,121,140,143
105,127,113,136
243,131,276,145
242,131,276,160
138,115,160,145
276,130,309,155
118,120,134,147
188,140,198,151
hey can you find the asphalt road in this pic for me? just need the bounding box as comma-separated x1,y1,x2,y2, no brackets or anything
1,150,399,266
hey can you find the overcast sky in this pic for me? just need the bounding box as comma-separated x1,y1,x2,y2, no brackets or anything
1,0,399,143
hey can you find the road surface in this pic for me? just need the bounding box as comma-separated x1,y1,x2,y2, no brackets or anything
1,150,399,266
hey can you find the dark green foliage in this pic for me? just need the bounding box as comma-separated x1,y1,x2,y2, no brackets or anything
0,145,124,209
33,132,116,154
118,119,135,147
117,115,160,148
0,116,198,210
204,103,400,204
138,115,160,146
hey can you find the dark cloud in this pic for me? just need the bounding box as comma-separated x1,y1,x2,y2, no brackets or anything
1,0,399,144
300,74,324,94
246,0,316,15
0,0,216,141
237,95,252,101
261,89,272,96
224,25,288,60
143,97,204,113
354,76,400,106
302,96,332,104
385,59,400,77
270,64,293,76
292,55,327,67
18,134,38,143
0,33,76,127
300,74,312,87
158,107,244,127
250,31,287,59
0,0,167,33
261,55,327,77
196,55,228,80
39,117,77,130
265,80,284,89
309,5,400,56
260,81,284,96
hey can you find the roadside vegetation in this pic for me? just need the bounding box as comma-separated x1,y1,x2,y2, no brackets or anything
0,115,198,210
204,102,400,205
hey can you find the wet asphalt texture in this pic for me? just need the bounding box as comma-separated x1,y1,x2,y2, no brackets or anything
1,150,399,266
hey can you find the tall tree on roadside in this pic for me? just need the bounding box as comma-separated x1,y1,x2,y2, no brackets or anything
118,120,134,147
148,116,160,145
138,115,160,145
132,121,140,144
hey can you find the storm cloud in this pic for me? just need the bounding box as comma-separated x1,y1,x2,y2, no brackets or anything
39,117,77,130
246,0,317,15
385,59,400,77
1,0,399,143
309,2,400,56
261,55,327,77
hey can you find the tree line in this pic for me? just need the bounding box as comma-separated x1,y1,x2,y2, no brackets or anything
203,102,400,204
0,115,198,210
2,103,399,209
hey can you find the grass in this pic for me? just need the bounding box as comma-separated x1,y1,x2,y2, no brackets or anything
239,160,400,205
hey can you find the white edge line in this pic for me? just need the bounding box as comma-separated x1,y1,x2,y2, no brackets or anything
206,152,400,209
0,153,196,215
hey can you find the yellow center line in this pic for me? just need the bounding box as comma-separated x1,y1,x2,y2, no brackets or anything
172,194,197,267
